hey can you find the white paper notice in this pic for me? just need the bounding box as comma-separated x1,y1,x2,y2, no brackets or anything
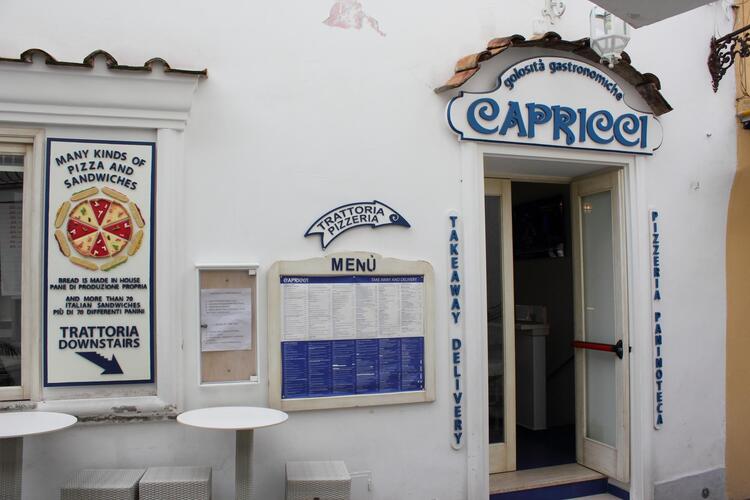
201,288,252,352
0,202,22,297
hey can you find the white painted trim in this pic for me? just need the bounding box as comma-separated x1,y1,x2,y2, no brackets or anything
484,178,517,474
624,156,653,500
462,141,650,498
0,60,201,130
461,142,490,500
37,395,176,419
154,128,185,414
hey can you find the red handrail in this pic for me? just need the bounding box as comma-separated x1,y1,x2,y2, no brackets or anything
572,339,624,359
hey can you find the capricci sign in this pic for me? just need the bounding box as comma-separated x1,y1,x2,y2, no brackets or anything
466,99,649,149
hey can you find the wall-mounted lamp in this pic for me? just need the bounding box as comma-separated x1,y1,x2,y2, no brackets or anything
708,24,750,92
590,7,631,68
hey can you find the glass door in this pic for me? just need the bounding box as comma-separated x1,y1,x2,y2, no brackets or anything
571,171,629,482
484,178,516,473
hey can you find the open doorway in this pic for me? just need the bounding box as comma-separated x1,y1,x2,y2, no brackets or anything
510,182,575,470
486,169,630,484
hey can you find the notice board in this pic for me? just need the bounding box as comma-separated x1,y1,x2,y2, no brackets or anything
268,252,435,411
44,139,154,386
197,266,258,384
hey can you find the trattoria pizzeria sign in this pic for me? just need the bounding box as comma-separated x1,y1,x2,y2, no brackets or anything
446,56,663,155
44,139,154,386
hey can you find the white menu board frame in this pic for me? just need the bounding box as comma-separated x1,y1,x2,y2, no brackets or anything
44,138,155,387
268,252,435,411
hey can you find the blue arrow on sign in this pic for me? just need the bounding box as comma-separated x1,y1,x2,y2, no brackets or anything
76,351,123,375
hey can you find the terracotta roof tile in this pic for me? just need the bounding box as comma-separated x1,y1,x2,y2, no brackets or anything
436,32,671,116
0,48,207,77
455,52,490,72
434,68,481,95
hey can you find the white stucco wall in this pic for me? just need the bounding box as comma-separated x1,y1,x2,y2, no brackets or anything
0,0,735,499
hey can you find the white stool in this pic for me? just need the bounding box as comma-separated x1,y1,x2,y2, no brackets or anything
139,466,212,500
60,469,145,500
285,461,351,500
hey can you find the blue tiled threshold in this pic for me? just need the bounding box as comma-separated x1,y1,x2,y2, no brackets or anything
490,477,607,500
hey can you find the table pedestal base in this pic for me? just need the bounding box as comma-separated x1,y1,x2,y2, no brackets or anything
0,437,22,500
235,429,254,500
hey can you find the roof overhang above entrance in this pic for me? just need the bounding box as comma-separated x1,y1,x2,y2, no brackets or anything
435,32,671,117
588,0,715,28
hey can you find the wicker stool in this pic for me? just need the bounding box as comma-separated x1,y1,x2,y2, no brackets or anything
139,466,212,500
60,469,145,500
285,461,351,500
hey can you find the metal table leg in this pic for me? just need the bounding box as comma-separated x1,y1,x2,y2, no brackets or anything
235,429,254,500
0,437,22,500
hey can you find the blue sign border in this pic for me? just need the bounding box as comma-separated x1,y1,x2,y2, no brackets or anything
43,138,156,387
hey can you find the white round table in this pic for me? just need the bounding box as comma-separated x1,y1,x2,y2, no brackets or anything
177,407,288,500
0,411,77,498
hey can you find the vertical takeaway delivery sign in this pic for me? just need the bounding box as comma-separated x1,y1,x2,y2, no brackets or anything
44,139,154,386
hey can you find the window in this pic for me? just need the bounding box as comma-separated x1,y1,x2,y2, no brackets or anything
0,142,30,401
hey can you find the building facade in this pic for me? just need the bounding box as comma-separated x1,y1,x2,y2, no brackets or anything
0,1,737,499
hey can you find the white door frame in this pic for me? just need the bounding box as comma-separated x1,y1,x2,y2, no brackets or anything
484,178,517,474
459,141,653,500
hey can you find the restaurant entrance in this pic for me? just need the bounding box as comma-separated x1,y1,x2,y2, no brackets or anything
485,170,630,486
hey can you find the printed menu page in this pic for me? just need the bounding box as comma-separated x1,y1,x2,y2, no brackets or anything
280,275,425,399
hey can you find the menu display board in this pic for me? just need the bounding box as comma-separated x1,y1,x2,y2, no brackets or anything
268,253,434,411
280,275,425,398
44,139,154,386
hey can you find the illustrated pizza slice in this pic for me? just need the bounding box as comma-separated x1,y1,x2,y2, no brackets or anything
101,232,129,256
66,219,98,241
102,219,132,241
69,201,96,226
71,233,97,256
101,201,129,226
89,232,110,258
89,198,112,226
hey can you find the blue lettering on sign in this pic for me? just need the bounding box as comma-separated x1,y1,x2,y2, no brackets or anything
451,337,463,447
449,216,461,325
449,214,464,450
651,210,664,429
466,99,648,149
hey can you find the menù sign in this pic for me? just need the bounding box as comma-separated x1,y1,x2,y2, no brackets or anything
446,56,663,155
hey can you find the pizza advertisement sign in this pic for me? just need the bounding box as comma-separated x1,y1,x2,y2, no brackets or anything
44,139,155,386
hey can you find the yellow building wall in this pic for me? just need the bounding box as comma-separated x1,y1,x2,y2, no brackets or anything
728,3,750,499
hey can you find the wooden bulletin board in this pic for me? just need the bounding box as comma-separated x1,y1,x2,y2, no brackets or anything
197,265,258,384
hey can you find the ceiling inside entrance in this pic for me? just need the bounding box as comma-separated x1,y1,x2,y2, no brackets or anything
484,155,620,181
588,0,715,28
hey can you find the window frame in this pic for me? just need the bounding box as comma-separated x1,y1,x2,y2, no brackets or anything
0,56,202,420
0,130,44,403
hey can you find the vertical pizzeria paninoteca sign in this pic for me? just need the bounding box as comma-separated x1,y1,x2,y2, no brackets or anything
446,56,663,155
44,139,154,386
